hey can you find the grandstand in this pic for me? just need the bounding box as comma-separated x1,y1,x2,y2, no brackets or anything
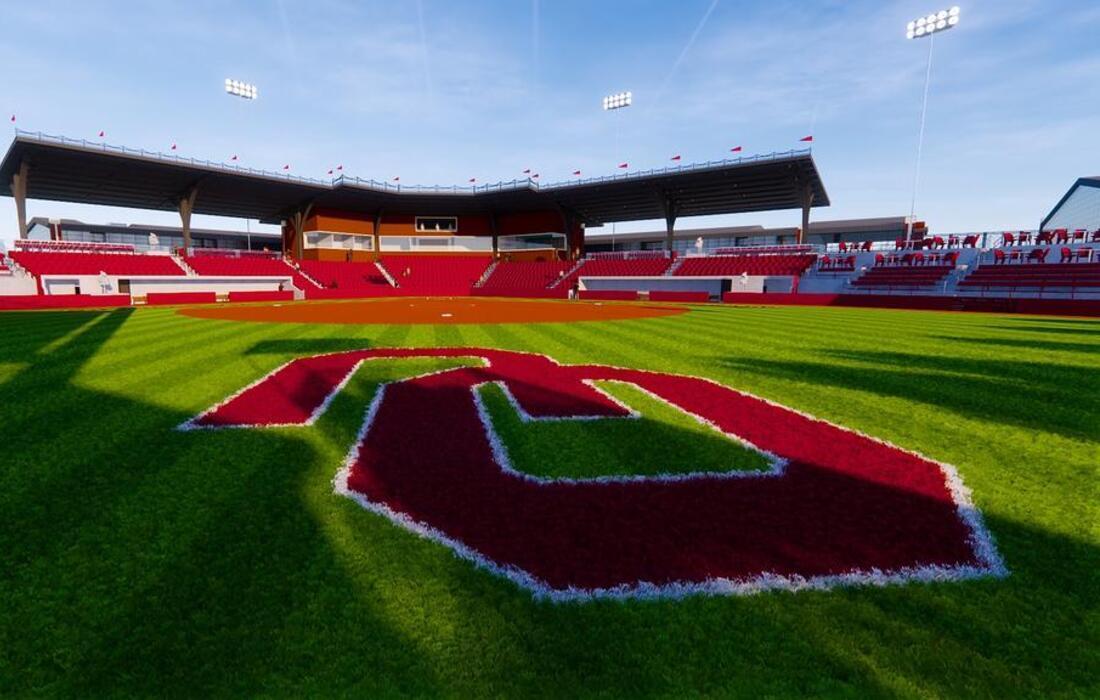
673,252,816,277
565,254,673,284
183,250,319,292
958,259,1100,297
11,246,186,277
477,260,574,294
382,255,492,296
297,259,393,296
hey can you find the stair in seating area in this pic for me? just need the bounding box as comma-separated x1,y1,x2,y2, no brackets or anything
549,259,586,288
288,261,323,289
664,257,686,275
173,255,198,276
374,261,398,287
474,260,498,288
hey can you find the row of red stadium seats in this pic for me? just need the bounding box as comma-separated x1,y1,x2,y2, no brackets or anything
11,251,186,276
674,254,815,277
875,252,960,267
992,247,1093,264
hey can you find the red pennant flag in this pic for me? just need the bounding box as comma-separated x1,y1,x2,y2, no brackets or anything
337,165,343,171
730,146,743,153
532,173,539,179
469,177,476,183
522,168,531,174
572,170,582,176
393,176,400,181
671,154,682,161
98,130,105,137
327,169,333,175
9,115,15,123
283,164,290,170
230,155,238,161
618,162,628,169
171,143,177,150
800,135,813,142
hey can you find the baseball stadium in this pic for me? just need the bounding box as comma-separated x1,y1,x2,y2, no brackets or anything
1,2,1097,697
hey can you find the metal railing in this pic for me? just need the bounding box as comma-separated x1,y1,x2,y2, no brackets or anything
326,150,812,195
14,129,332,186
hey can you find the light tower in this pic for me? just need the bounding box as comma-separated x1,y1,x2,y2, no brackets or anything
602,91,632,250
904,6,960,243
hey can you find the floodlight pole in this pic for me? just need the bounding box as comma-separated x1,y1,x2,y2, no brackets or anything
907,31,935,244
603,91,632,252
905,6,960,244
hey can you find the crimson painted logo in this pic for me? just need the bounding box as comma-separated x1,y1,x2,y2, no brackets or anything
180,348,1006,600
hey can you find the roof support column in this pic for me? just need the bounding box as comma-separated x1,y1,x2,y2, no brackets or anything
798,180,814,245
289,202,315,260
660,193,679,253
11,160,29,239
178,186,198,251
557,206,584,261
373,210,383,260
488,211,500,258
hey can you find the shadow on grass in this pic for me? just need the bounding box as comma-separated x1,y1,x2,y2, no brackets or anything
245,338,375,356
721,349,1099,441
932,335,1100,355
0,310,437,696
989,322,1100,337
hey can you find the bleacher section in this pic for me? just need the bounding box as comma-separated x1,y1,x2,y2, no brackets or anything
11,251,186,276
298,260,393,295
478,260,573,291
851,265,955,291
562,256,673,289
382,255,492,296
674,254,816,277
958,259,1100,295
183,251,318,291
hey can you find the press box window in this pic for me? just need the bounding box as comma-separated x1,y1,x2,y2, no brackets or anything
415,217,457,233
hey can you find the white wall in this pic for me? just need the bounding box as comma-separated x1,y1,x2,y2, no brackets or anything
37,274,293,297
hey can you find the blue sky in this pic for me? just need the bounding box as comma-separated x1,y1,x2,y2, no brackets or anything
1,0,1097,244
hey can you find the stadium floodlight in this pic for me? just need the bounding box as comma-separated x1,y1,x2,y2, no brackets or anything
906,6,959,39
903,7,960,243
225,78,258,100
602,90,633,250
602,91,632,111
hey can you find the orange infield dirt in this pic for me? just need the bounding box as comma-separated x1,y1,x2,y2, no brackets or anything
178,297,688,325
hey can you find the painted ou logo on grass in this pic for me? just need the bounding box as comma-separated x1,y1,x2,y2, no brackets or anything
180,348,1006,601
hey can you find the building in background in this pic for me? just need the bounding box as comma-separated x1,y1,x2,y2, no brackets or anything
585,217,924,254
25,217,278,253
1041,177,1100,233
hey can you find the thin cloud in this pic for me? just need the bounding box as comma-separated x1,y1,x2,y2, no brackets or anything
649,0,720,110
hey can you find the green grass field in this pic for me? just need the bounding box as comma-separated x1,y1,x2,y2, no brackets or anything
1,302,1097,697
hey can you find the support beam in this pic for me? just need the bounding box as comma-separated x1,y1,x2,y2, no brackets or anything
797,180,814,245
178,186,199,251
373,210,383,259
556,204,585,260
659,192,678,252
488,211,500,258
11,160,29,239
289,201,316,260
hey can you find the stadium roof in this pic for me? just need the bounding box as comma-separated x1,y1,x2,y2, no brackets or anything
1040,176,1100,231
0,131,829,226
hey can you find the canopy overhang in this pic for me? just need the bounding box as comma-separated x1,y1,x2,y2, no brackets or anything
0,133,830,226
